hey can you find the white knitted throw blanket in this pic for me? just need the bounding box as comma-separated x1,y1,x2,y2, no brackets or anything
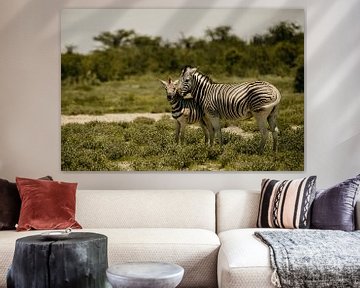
255,230,360,288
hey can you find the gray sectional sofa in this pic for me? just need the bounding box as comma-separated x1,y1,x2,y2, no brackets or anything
0,189,359,288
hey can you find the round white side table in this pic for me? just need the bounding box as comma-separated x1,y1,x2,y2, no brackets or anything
106,262,184,288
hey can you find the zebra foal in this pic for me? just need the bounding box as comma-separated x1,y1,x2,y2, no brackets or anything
160,78,213,144
178,66,281,153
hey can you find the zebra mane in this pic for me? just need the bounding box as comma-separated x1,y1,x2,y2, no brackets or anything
194,70,214,84
180,65,214,84
180,65,193,76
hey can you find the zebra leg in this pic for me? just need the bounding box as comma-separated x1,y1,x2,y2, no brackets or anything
203,116,215,145
177,117,187,145
254,112,269,154
267,105,279,152
179,123,186,144
175,121,180,143
209,117,222,145
199,119,210,144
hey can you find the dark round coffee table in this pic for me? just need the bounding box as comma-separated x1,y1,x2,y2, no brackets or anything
7,232,108,288
106,262,184,288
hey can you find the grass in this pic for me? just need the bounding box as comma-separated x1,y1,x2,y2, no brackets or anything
61,74,171,115
61,117,304,171
61,73,301,118
61,74,304,171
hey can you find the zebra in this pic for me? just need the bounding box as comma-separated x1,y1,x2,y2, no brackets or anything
160,77,213,144
178,66,281,153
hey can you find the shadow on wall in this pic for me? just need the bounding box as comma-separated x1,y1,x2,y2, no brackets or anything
307,0,360,153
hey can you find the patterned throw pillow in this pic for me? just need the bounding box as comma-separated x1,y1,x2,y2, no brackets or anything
257,176,317,229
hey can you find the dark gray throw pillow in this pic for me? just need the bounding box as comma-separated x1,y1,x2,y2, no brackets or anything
311,174,360,231
0,179,20,230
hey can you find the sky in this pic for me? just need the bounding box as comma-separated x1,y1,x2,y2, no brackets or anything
61,8,304,54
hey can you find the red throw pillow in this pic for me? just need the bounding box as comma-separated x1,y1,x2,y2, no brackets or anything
16,177,82,231
0,176,53,230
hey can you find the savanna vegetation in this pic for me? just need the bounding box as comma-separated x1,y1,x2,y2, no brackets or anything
61,21,304,171
62,22,304,92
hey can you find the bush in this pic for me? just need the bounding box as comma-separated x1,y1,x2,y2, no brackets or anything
61,21,304,82
294,62,304,92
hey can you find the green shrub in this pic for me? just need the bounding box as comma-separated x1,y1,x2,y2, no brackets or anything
294,63,304,92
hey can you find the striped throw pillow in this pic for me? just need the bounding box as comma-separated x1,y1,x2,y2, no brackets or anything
257,176,317,229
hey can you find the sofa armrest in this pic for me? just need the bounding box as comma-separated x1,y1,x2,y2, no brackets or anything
356,200,360,230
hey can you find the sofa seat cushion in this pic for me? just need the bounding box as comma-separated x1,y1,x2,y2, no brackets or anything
218,228,282,288
0,228,219,288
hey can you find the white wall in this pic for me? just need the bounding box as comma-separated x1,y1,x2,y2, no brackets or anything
0,0,359,190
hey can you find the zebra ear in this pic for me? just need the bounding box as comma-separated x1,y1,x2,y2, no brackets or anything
159,79,168,87
173,80,179,86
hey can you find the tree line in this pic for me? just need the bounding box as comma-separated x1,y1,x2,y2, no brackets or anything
61,21,304,92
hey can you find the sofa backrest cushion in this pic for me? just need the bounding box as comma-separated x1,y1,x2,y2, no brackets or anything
216,190,260,233
76,190,216,231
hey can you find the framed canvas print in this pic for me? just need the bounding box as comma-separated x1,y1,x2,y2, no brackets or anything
61,8,304,171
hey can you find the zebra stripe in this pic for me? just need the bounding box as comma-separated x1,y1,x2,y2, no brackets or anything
179,66,281,152
169,93,204,123
183,75,279,119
